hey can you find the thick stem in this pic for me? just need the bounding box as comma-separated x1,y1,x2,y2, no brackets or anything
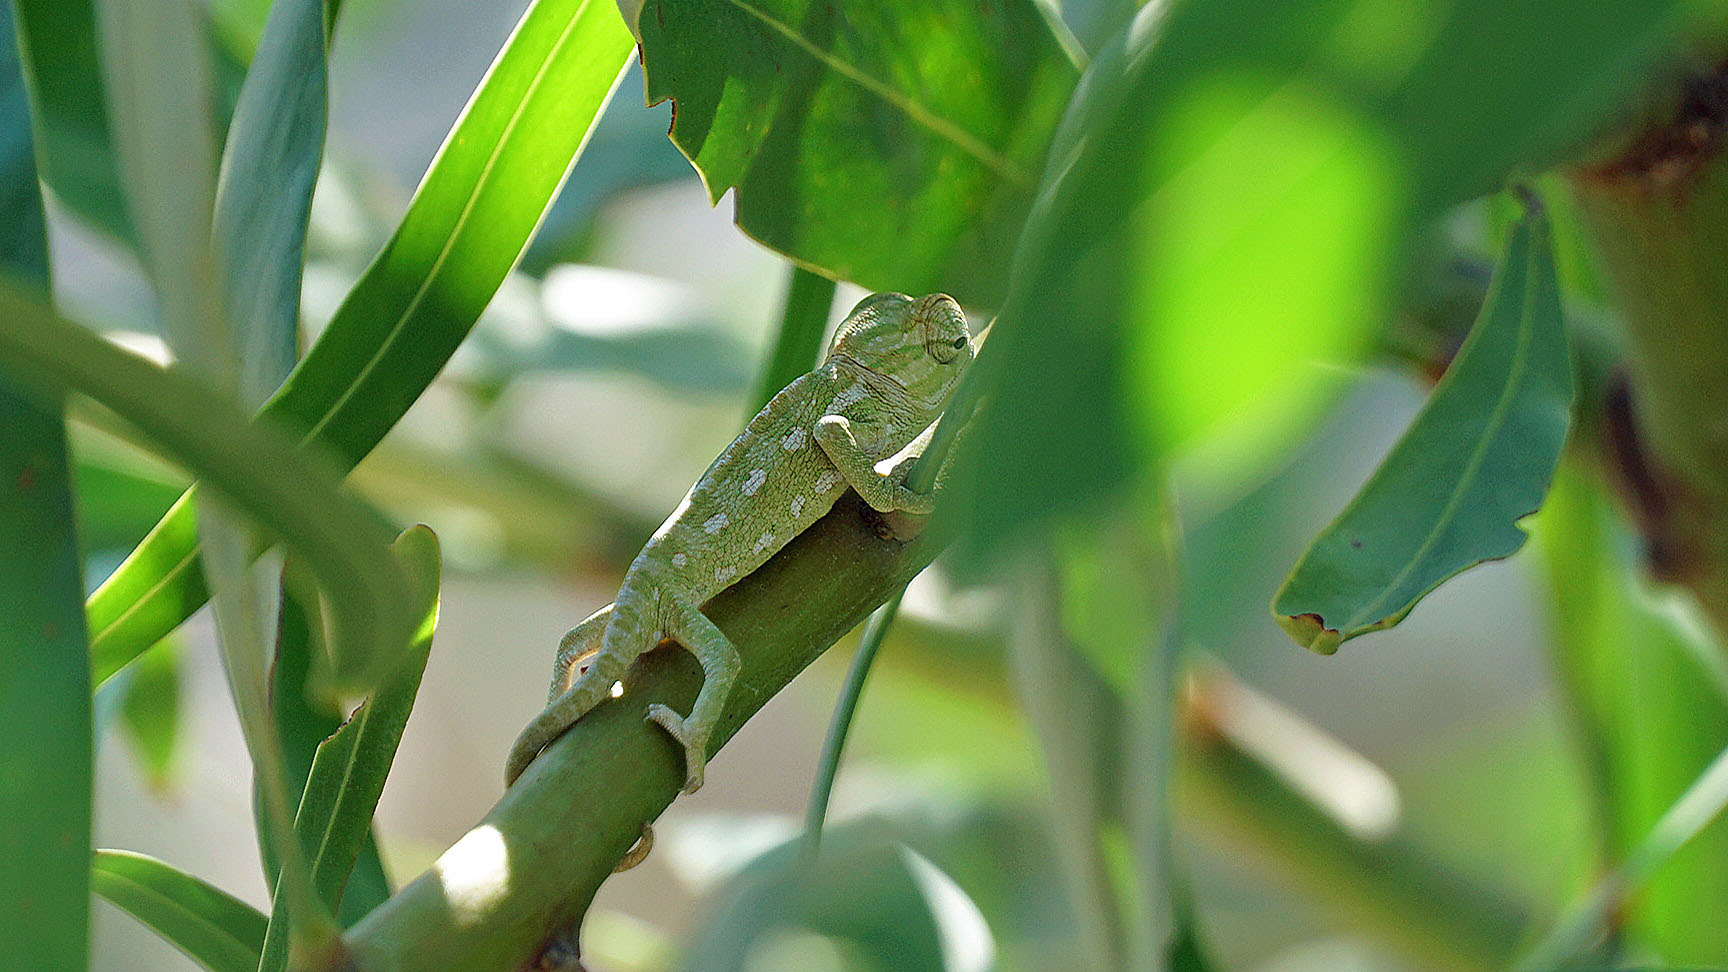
1568,59,1728,633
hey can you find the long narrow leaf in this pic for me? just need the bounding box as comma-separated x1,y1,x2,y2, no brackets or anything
0,282,416,693
91,849,266,972
0,5,90,964
211,0,330,405
1272,200,1574,653
8,0,130,241
258,527,440,971
86,0,634,686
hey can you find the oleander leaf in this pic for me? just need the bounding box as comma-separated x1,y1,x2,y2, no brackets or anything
624,0,1080,305
92,849,266,972
1272,202,1573,653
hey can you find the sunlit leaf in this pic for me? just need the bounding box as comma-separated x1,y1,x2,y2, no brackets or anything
85,0,634,686
0,7,90,963
258,527,439,970
91,849,266,972
623,0,1080,305
1272,202,1572,652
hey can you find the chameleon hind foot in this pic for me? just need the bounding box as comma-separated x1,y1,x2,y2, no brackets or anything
647,703,709,793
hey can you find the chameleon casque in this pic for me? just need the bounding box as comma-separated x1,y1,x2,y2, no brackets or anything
505,292,975,799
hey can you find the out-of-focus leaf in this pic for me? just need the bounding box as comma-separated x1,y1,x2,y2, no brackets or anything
623,0,1079,306
97,0,225,376
118,638,182,791
0,5,90,963
8,0,131,241
685,823,992,972
1538,467,1728,963
211,0,330,405
954,0,1692,566
257,527,438,970
1272,203,1572,653
85,0,634,685
91,849,266,972
0,282,416,694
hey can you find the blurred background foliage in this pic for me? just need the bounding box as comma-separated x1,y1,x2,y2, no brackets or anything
9,0,1728,969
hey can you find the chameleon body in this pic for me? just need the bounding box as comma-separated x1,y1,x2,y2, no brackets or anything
506,292,974,794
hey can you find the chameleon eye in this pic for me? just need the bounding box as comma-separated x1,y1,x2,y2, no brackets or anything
950,336,967,349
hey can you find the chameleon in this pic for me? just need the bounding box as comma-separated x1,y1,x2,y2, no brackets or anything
505,291,975,797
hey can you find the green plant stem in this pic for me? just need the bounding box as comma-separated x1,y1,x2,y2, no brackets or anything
800,590,903,867
750,266,836,415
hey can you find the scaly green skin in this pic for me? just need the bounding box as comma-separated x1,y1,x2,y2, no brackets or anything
505,292,973,797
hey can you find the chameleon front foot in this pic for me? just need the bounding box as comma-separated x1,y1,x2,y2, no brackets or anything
646,703,710,793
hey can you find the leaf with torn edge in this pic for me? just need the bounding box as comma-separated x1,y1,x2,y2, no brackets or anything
1272,198,1573,654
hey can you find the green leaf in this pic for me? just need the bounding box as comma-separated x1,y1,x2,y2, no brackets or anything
686,824,987,972
91,849,266,972
0,5,90,963
96,0,225,374
211,0,331,404
262,575,390,928
117,638,183,791
258,526,440,970
8,0,131,241
624,0,1079,306
0,282,416,693
953,0,1691,566
85,0,635,686
1272,201,1573,652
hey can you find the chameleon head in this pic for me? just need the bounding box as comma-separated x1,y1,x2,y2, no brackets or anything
828,292,974,409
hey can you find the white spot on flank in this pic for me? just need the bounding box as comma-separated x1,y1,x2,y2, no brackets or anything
781,427,809,451
753,532,776,553
714,566,738,584
815,469,843,493
743,468,767,496
704,513,729,534
789,495,807,517
671,552,687,568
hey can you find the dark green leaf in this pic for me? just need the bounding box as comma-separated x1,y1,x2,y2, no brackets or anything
118,638,182,791
1273,202,1572,652
261,574,390,928
258,527,439,969
91,849,266,972
626,0,1079,305
85,0,635,685
0,282,416,693
211,0,330,403
0,6,90,962
9,0,131,241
